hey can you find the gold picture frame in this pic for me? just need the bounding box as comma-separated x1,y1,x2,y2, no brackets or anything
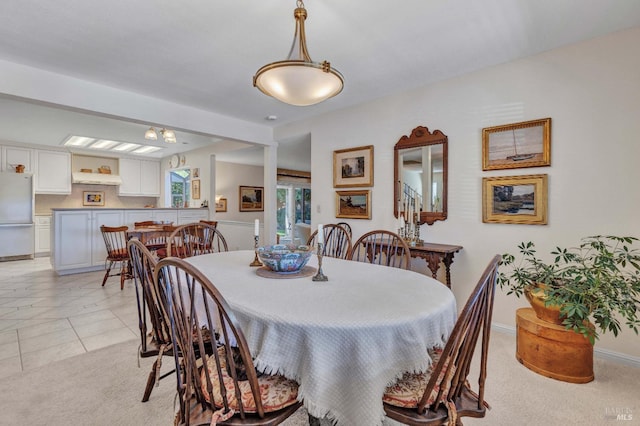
192,179,201,200
239,186,264,212
482,118,551,170
333,145,374,188
215,197,227,212
336,190,371,219
482,174,548,225
83,191,105,206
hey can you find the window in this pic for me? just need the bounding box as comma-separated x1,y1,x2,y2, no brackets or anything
170,169,191,208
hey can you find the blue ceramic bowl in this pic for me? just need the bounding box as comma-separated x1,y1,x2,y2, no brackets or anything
257,244,313,273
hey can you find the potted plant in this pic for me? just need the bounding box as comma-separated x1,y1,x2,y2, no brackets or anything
498,235,640,344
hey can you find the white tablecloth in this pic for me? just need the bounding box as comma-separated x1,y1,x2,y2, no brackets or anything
186,250,457,426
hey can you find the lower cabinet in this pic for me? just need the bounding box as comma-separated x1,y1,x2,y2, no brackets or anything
35,215,51,256
177,209,209,225
52,208,210,274
52,210,124,274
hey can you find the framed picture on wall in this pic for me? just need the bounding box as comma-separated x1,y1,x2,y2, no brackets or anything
333,145,374,188
192,168,200,178
215,197,227,212
239,186,264,211
83,191,105,206
482,174,548,225
482,118,551,170
192,179,201,200
335,190,371,219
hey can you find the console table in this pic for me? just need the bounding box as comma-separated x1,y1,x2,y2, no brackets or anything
407,242,463,288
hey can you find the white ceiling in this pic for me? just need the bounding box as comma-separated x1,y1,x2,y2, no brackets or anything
0,0,639,167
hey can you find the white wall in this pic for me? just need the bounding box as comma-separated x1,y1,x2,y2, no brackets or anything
275,27,640,360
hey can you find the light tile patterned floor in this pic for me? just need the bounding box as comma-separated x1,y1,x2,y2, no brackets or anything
0,257,138,378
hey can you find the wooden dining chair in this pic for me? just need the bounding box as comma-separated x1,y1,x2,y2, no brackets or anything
382,255,500,425
154,257,302,426
199,220,218,229
99,225,131,290
335,222,352,238
166,222,228,258
349,229,412,270
307,224,353,259
127,238,174,402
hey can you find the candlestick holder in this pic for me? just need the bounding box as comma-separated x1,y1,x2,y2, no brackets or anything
250,235,262,267
312,242,328,281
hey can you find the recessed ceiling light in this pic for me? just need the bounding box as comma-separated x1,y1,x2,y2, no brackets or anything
63,136,95,147
61,134,164,157
266,115,278,121
89,139,120,149
112,143,141,152
132,146,162,154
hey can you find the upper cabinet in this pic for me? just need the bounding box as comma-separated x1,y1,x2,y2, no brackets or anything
1,145,35,173
118,158,160,197
35,150,72,194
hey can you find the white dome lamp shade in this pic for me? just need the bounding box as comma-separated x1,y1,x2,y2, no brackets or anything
253,1,343,107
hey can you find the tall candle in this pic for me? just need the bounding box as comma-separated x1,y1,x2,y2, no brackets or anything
317,224,324,244
254,219,259,236
399,215,405,229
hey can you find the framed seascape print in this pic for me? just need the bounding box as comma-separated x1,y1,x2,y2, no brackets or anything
191,179,201,200
336,190,371,219
215,197,227,212
482,118,551,171
333,145,374,188
482,174,548,225
239,186,264,212
83,191,105,206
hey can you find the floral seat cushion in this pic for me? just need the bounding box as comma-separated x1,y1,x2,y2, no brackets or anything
200,346,299,413
383,347,452,408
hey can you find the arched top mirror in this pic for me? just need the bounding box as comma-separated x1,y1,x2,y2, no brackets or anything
394,125,448,225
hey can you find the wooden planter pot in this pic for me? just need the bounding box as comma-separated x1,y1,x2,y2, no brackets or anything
516,308,594,383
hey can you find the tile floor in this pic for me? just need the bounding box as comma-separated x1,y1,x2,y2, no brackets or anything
0,257,139,378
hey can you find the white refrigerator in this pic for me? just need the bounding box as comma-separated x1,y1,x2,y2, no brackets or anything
0,172,35,260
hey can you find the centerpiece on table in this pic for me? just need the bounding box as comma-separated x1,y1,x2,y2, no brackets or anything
256,244,314,276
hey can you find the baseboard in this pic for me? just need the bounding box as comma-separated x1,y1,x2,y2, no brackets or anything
491,322,640,368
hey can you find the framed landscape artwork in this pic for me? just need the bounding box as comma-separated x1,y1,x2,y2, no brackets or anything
482,174,548,225
333,145,374,188
239,186,264,212
215,197,227,212
482,118,551,170
83,191,105,206
336,190,371,219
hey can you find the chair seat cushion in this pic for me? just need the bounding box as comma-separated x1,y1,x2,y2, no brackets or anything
200,346,299,413
383,347,447,408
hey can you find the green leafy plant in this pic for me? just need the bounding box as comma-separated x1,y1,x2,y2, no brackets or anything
498,235,640,344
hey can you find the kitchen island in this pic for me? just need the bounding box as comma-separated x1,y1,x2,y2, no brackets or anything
51,207,209,275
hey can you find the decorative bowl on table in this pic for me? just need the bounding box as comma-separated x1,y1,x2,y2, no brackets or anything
257,244,313,274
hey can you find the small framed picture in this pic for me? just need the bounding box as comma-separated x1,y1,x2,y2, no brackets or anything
482,174,548,225
215,197,227,212
192,179,201,200
336,190,371,219
83,191,105,206
333,145,374,188
192,168,200,178
482,118,551,170
239,186,264,212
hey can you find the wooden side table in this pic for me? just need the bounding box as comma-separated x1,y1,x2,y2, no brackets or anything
407,242,462,288
516,308,594,383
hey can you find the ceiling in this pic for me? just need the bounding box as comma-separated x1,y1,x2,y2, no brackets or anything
0,0,639,167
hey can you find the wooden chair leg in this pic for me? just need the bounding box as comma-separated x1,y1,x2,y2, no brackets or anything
120,261,126,290
101,262,113,287
142,359,159,402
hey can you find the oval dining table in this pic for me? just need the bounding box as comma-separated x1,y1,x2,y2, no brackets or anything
185,250,457,426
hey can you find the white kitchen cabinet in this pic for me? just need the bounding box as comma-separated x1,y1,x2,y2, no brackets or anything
35,150,71,194
124,209,178,228
52,209,124,274
1,145,35,173
35,215,51,256
177,209,209,225
118,158,160,197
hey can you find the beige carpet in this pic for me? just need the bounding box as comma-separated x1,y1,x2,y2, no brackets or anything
1,331,638,425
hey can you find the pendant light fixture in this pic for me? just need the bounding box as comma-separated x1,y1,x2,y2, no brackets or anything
144,127,177,143
253,0,343,106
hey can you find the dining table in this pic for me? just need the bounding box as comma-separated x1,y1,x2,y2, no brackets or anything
185,250,457,426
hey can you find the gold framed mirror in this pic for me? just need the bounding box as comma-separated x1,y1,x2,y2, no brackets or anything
394,126,448,225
